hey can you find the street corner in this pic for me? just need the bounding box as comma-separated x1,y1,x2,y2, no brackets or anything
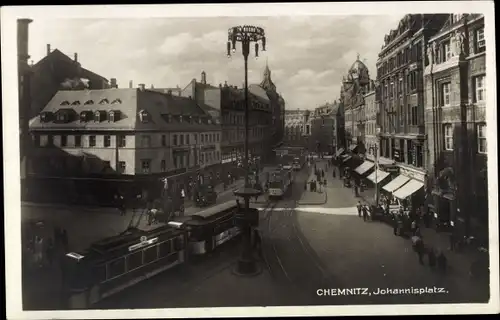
297,190,327,206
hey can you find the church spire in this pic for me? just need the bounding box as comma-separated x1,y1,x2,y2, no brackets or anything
260,59,276,92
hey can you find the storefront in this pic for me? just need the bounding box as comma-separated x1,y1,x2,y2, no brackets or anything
353,160,375,187
383,165,426,215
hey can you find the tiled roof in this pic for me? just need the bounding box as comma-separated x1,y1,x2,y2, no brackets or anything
29,88,217,132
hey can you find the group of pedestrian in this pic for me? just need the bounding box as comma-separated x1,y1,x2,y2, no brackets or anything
25,225,69,270
356,201,371,222
409,220,448,273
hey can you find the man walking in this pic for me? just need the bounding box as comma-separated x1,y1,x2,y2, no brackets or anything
362,205,369,222
356,201,363,217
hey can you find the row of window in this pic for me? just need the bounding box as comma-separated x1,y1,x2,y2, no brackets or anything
139,151,221,174
172,132,220,146
434,28,484,65
440,75,485,106
443,123,487,153
381,70,421,100
378,41,423,77
222,113,271,126
221,127,265,142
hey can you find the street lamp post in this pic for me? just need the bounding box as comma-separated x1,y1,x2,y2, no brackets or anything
374,125,381,206
227,25,266,276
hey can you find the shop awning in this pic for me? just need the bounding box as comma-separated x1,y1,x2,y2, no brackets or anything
393,179,424,200
354,161,375,176
367,169,390,184
341,155,352,162
335,148,345,157
382,174,410,193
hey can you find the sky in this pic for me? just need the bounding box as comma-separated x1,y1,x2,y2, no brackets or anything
28,15,404,110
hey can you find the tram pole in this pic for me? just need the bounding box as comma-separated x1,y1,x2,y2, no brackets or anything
227,25,266,276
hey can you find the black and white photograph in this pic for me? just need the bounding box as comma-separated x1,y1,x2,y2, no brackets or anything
2,2,498,318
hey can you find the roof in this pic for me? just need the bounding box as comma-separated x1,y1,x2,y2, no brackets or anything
248,84,270,103
29,88,219,132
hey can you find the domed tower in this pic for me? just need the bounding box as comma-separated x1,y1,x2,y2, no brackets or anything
349,54,370,86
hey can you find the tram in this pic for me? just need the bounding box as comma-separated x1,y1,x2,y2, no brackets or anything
292,156,305,171
63,201,256,309
267,167,293,198
64,225,187,309
168,201,245,255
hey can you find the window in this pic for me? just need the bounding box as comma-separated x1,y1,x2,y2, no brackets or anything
444,124,453,150
442,82,451,106
217,133,220,142
443,40,452,61
194,134,198,144
474,75,485,102
200,153,204,164
161,135,167,147
111,99,122,104
476,28,485,52
186,134,190,145
173,134,178,146
159,240,171,258
108,258,126,279
141,159,151,173
127,251,143,271
102,135,110,147
94,111,101,122
109,111,116,122
89,135,96,147
161,160,166,171
201,134,204,143
143,246,158,264
75,135,82,147
118,161,126,173
118,135,126,147
84,100,94,105
173,156,178,168
477,124,487,154
60,135,67,147
141,135,151,148
411,106,419,126
180,135,184,145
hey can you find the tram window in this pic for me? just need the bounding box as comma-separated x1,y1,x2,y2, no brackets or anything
159,240,171,257
92,264,107,284
127,251,143,271
108,257,126,279
166,252,179,263
144,246,158,264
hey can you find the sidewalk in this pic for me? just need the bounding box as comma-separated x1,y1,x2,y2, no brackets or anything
297,164,327,206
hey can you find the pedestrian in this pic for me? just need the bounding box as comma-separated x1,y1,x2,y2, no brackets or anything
362,205,368,222
46,237,54,267
411,220,417,234
318,180,322,193
236,199,242,210
304,181,307,191
356,201,362,217
332,167,336,178
323,178,327,188
393,215,399,235
253,228,263,259
427,248,437,268
321,169,325,178
415,238,425,265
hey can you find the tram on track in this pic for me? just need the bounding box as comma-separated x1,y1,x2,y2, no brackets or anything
267,167,294,198
63,201,259,308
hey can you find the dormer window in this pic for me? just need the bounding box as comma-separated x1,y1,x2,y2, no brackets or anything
56,112,67,122
199,117,203,124
109,111,115,122
111,98,122,104
84,100,94,105
99,98,109,104
94,111,102,122
60,100,70,106
79,111,91,122
40,111,53,123
71,101,81,106
138,110,150,123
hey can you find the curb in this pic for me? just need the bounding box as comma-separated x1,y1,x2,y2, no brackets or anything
297,191,327,206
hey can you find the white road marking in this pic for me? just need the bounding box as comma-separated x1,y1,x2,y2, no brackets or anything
257,206,359,216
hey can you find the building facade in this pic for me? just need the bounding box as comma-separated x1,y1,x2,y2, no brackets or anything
28,86,221,205
284,109,310,148
376,14,449,207
424,14,487,241
362,83,379,160
310,103,337,154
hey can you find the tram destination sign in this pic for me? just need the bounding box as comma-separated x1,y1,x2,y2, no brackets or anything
128,237,159,252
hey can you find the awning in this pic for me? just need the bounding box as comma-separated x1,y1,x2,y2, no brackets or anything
382,174,410,193
342,155,352,163
335,148,345,157
367,169,390,184
349,144,358,152
354,161,375,176
393,179,424,200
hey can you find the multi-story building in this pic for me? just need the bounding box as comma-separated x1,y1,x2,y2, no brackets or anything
18,18,33,197
424,14,487,242
376,14,449,209
359,81,379,160
310,103,338,154
30,44,110,120
180,66,283,169
284,109,310,148
28,85,221,205
340,56,372,155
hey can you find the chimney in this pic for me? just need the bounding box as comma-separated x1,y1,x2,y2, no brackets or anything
224,81,228,87
129,80,133,88
46,44,51,56
17,19,33,63
74,53,78,62
138,83,145,91
110,78,117,88
219,83,222,88
201,71,207,84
